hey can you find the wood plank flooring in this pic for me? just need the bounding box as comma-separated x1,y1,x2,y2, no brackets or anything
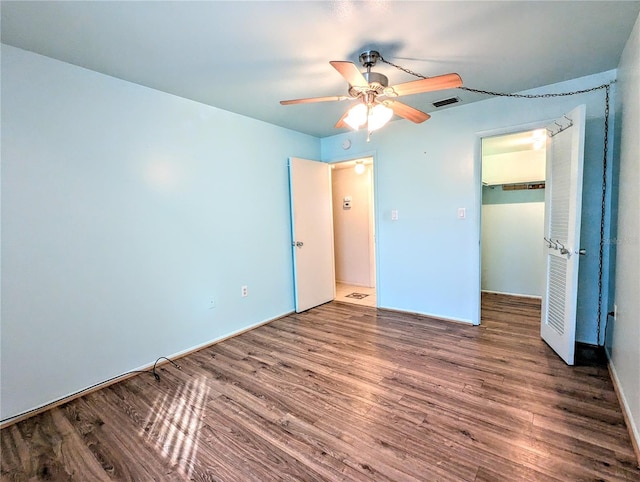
2,293,639,481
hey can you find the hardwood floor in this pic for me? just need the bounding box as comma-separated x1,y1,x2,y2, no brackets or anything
2,293,639,481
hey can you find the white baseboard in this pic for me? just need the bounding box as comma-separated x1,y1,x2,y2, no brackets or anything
607,355,640,468
336,280,375,288
0,310,293,429
378,306,473,325
481,289,542,300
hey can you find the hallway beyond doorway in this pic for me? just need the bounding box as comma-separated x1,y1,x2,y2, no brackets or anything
335,282,376,307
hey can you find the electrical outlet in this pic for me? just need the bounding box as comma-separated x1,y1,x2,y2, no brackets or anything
241,285,248,297
208,298,215,309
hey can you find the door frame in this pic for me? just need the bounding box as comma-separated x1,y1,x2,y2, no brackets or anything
328,151,379,305
474,120,555,326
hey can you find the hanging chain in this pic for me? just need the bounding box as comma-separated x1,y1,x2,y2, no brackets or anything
378,56,431,81
380,55,614,346
597,84,610,346
458,84,611,98
380,55,612,98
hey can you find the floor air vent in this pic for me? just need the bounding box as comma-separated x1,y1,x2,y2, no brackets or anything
432,97,460,108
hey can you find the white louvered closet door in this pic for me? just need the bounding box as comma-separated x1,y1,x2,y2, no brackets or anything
541,104,586,365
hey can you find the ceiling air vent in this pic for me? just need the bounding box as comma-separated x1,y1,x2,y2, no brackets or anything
432,96,460,108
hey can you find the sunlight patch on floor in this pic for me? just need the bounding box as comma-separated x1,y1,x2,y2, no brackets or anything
141,377,209,478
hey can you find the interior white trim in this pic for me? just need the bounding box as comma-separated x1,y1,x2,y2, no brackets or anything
607,356,640,466
481,290,542,300
474,118,556,326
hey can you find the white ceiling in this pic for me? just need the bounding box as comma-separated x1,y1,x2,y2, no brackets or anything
2,1,639,138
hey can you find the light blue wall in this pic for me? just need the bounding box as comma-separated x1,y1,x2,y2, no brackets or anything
322,70,616,336
577,116,611,345
481,186,545,297
0,45,319,421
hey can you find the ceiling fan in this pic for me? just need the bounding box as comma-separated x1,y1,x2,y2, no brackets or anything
280,50,463,133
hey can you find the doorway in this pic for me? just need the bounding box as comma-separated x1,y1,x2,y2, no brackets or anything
480,129,546,301
330,157,376,307
477,107,586,364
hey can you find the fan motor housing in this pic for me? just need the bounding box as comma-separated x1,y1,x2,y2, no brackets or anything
364,71,388,88
349,71,388,98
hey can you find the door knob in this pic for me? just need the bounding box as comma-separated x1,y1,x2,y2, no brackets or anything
295,241,304,248
577,248,586,255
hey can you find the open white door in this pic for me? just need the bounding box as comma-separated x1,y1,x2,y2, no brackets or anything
541,104,586,365
289,157,335,312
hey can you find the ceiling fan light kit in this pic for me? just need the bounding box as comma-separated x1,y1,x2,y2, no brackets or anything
343,103,393,131
280,50,463,139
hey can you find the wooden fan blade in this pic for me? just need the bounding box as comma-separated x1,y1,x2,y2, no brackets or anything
280,95,349,105
335,109,350,129
330,61,369,88
385,73,462,97
384,100,431,123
